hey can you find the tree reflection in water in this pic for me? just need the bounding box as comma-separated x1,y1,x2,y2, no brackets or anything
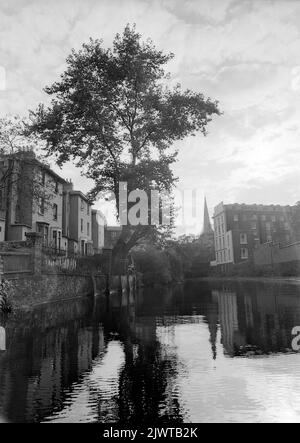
1,280,300,423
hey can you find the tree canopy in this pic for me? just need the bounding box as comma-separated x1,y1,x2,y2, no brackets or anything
29,25,221,261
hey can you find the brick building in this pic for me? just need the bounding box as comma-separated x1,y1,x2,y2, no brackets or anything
213,202,293,270
0,151,103,256
62,183,94,255
104,226,122,249
0,150,67,250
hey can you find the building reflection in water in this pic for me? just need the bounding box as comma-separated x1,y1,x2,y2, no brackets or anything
1,280,300,422
212,282,300,357
0,325,5,351
0,285,185,423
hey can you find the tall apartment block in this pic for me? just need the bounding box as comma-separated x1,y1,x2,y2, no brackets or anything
213,202,293,270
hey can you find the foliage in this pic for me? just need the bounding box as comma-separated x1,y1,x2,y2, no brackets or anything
132,246,184,285
29,25,220,258
0,279,14,313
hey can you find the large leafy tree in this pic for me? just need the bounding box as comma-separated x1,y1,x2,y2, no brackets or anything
30,25,220,268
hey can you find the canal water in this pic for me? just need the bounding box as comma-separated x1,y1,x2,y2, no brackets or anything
1,279,300,423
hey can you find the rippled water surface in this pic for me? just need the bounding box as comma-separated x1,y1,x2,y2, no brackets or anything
1,279,300,423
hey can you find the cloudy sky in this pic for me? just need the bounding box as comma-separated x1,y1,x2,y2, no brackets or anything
1,0,300,233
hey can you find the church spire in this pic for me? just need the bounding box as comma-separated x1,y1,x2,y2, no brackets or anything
202,197,213,235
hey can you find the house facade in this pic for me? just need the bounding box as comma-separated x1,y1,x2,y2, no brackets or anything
92,209,107,254
213,202,293,270
0,150,67,251
104,226,122,249
62,183,94,255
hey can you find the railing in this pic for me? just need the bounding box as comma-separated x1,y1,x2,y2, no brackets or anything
42,255,78,272
41,244,68,257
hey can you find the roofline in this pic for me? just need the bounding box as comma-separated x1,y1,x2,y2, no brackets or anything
0,152,68,184
69,190,92,203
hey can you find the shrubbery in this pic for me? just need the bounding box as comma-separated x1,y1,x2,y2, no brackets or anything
0,280,14,313
132,247,184,286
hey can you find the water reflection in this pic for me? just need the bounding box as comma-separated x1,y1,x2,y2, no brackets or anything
212,281,300,357
0,280,300,423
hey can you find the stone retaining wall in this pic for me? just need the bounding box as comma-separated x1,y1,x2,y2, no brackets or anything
6,273,94,309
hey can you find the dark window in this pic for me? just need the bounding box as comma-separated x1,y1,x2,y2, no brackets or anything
81,218,83,233
53,203,58,220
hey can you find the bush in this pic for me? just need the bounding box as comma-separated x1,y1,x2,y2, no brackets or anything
132,246,184,286
0,280,14,313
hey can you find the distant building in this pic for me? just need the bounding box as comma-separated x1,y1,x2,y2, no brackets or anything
104,226,122,249
92,209,106,254
62,183,93,255
201,197,214,235
0,150,67,250
213,201,293,270
184,198,215,277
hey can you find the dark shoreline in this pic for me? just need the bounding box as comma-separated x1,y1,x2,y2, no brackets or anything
186,276,300,285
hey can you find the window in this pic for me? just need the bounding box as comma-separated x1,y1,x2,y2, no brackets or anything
87,205,90,215
87,222,90,236
271,215,276,222
241,248,248,259
251,221,257,230
80,199,84,211
53,203,58,221
234,214,239,222
261,215,266,221
252,214,258,220
267,234,272,242
284,222,289,230
81,218,83,233
240,233,247,244
266,222,271,231
38,197,45,215
55,181,59,193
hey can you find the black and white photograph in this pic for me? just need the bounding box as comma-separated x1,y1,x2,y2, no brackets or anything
1,0,300,426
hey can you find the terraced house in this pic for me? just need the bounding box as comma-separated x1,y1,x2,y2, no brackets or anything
0,150,68,251
0,150,100,256
62,182,94,256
